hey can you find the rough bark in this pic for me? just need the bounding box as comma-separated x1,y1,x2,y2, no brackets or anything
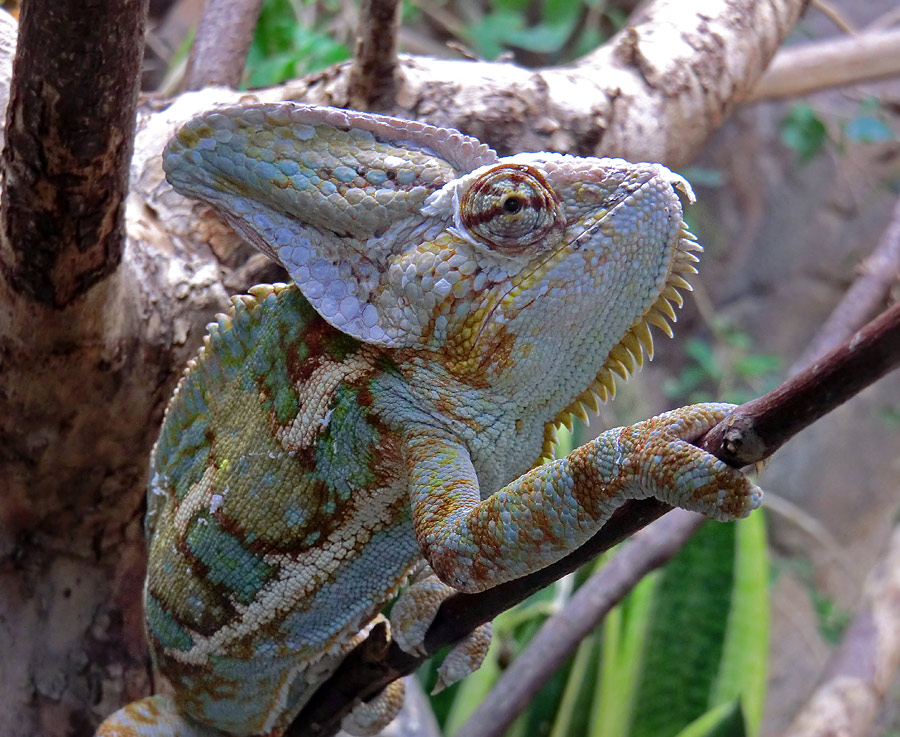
0,0,147,306
0,2,153,734
0,85,242,736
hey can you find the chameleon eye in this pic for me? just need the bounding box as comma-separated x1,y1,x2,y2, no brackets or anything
460,164,565,253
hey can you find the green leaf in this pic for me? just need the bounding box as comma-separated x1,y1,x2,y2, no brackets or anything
543,0,583,26
246,0,349,86
590,572,660,737
685,339,720,380
628,521,736,737
733,354,780,379
465,9,525,60
549,631,600,737
503,22,572,54
709,513,770,735
780,104,827,163
810,588,851,645
674,700,746,737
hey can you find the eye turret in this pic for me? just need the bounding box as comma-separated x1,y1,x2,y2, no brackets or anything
459,164,565,253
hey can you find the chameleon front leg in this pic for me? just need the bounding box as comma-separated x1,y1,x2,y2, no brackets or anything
407,403,762,594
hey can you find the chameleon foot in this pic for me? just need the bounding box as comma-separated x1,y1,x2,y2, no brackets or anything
624,402,763,520
341,679,405,736
434,620,492,693
390,574,492,691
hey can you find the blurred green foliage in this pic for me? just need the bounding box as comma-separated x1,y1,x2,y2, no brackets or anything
462,0,606,62
780,103,828,163
246,0,350,88
773,557,850,646
780,97,897,164
243,0,623,86
663,326,781,406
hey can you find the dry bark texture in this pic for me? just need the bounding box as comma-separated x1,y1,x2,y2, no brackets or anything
0,0,815,734
287,0,806,162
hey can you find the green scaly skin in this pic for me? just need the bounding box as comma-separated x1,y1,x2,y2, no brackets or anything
96,104,762,737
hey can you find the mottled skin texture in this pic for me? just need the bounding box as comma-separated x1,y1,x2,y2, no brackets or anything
97,104,761,737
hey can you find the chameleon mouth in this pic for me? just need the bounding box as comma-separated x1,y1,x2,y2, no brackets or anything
537,223,702,462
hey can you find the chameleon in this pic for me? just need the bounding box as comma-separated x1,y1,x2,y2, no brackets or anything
97,103,761,736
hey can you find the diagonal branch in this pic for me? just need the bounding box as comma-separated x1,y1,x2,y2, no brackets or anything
783,522,900,737
452,198,900,737
776,194,900,737
702,301,900,467
746,28,900,102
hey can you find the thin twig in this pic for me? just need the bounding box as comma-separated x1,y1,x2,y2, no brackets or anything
182,0,264,91
809,0,857,36
347,0,402,111
746,28,900,102
453,510,706,737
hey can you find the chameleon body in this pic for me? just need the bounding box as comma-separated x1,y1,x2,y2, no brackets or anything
97,104,761,736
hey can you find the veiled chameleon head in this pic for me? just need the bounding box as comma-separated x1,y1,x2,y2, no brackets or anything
164,103,699,441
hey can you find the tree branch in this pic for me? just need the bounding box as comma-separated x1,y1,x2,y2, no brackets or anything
702,301,900,467
0,0,148,306
182,0,264,91
451,196,900,737
348,0,401,111
746,28,900,102
766,197,900,737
